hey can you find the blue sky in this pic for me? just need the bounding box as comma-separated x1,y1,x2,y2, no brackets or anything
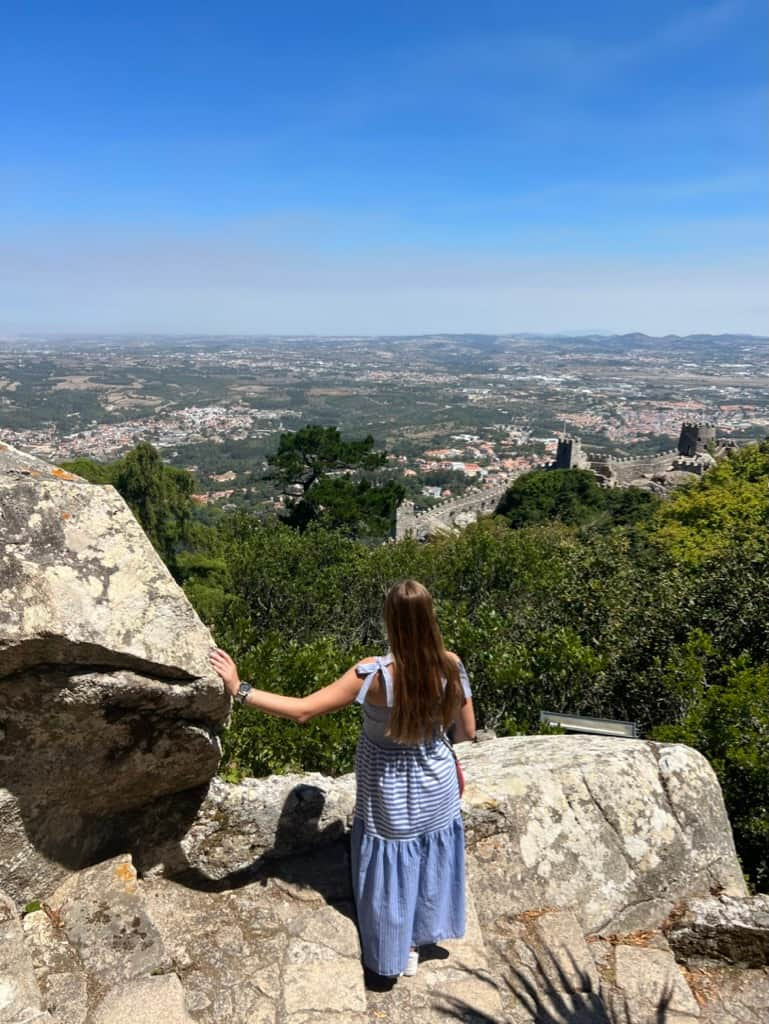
1,0,767,335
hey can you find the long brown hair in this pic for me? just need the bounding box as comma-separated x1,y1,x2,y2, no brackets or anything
384,580,462,743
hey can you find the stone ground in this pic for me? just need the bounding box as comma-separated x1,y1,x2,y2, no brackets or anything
5,854,768,1024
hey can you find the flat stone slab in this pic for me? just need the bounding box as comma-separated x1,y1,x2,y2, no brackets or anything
0,891,48,1024
665,893,769,968
51,855,171,997
91,975,195,1024
142,864,367,1023
493,909,611,1024
22,903,89,1024
611,945,701,1021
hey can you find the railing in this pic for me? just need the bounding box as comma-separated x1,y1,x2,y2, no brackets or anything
539,710,638,738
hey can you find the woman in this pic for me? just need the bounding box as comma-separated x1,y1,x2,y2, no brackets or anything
210,579,476,978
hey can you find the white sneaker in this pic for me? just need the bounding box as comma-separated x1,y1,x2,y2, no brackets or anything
401,950,419,977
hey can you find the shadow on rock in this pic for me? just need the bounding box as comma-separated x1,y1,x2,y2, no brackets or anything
0,665,217,901
363,965,399,992
438,947,675,1024
125,782,356,921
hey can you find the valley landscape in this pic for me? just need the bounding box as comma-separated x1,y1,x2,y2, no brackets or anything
1,331,765,513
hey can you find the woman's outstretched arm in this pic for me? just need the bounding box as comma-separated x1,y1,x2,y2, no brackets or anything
209,648,361,725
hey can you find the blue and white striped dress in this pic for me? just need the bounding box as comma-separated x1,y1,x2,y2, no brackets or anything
350,654,471,977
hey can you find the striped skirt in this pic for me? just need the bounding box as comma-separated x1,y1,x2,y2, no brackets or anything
351,731,466,976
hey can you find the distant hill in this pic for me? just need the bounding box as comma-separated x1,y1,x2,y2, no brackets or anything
1,331,766,353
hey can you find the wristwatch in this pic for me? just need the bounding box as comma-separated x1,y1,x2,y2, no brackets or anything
233,680,253,704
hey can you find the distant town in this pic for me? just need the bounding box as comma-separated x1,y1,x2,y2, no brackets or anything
1,333,766,512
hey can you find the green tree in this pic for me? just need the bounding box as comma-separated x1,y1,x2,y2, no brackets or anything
297,476,405,539
267,425,386,496
267,425,391,535
112,442,194,568
603,486,660,526
652,659,769,891
649,440,769,565
496,468,657,529
693,545,769,668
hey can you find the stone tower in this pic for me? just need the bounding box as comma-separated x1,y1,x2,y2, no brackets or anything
554,436,589,470
677,422,716,457
395,498,417,541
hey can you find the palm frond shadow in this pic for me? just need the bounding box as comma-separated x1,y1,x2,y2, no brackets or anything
437,944,676,1024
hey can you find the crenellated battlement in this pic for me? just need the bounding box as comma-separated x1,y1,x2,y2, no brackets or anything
412,485,505,520
396,479,514,539
601,449,679,465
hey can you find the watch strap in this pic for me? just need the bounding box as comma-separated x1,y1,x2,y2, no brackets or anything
234,680,253,704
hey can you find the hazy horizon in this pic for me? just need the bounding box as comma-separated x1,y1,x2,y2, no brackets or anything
2,329,768,345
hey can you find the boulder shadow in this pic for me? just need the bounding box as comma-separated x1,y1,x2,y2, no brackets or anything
125,782,357,924
0,664,216,899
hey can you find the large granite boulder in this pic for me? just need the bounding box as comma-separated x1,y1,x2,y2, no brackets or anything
459,735,747,934
0,445,230,902
123,735,747,930
0,443,219,681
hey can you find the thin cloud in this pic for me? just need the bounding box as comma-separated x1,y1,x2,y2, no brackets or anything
488,169,766,210
1,225,766,336
659,0,748,47
388,0,751,94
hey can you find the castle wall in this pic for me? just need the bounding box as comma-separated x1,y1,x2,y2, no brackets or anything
396,478,515,540
398,421,718,537
596,451,679,486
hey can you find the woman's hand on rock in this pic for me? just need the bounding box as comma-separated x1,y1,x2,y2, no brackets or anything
209,648,240,696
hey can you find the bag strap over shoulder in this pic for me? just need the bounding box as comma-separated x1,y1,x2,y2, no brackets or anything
441,733,465,796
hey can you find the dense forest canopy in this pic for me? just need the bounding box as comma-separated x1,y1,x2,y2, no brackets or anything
63,433,769,891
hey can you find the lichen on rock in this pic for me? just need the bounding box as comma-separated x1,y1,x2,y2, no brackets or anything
0,445,229,902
